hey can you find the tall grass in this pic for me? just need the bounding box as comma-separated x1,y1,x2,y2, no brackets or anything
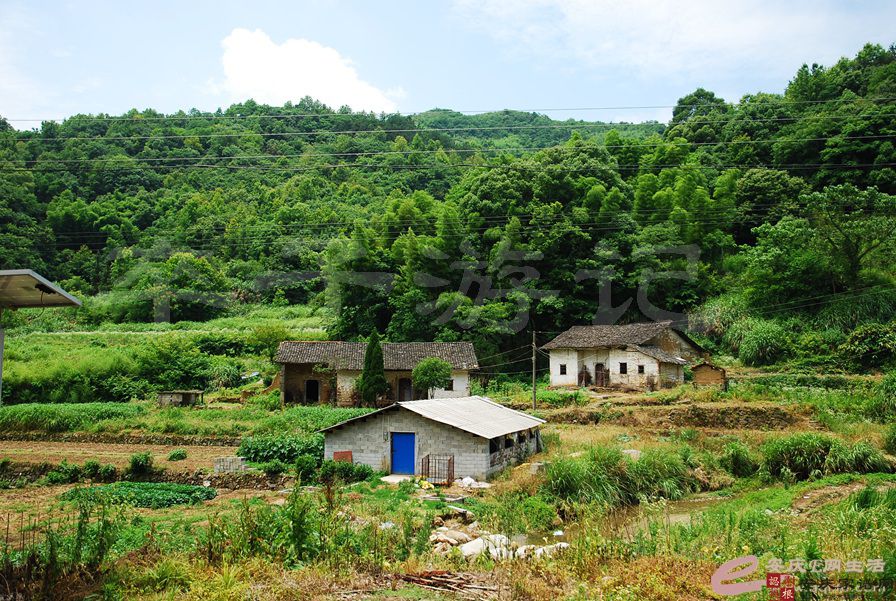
0,403,146,432
543,446,698,507
761,433,891,480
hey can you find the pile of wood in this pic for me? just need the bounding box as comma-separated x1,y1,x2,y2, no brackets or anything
401,571,497,599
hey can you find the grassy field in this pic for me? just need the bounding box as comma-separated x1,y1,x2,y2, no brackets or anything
1,305,895,599
0,374,893,600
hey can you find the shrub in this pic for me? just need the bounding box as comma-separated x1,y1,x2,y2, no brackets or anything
238,434,324,464
257,460,289,477
720,440,759,477
317,460,374,484
61,482,216,508
167,449,187,462
45,461,83,484
411,357,453,398
838,323,896,370
82,460,101,479
294,454,319,484
97,464,118,482
127,452,155,479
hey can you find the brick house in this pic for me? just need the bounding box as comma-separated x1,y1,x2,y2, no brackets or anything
542,321,704,390
321,396,544,480
275,341,479,406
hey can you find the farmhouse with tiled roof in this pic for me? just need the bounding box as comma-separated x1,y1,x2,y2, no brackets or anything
275,341,478,406
542,321,703,390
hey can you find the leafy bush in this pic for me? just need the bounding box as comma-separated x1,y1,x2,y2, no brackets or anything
61,482,216,508
127,452,155,479
167,449,187,461
719,440,759,477
257,460,289,477
838,323,896,370
238,434,324,464
45,461,83,484
761,433,891,480
317,460,375,484
97,464,118,482
294,454,319,484
82,460,101,479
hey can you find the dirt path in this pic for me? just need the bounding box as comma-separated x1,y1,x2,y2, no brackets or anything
0,440,238,472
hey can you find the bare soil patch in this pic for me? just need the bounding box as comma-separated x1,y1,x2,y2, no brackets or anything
0,440,238,472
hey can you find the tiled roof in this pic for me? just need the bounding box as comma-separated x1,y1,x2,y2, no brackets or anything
629,345,688,365
541,321,683,350
275,341,479,370
320,396,545,439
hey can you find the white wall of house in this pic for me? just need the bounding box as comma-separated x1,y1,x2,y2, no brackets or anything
430,370,470,398
606,348,659,388
549,349,578,386
550,347,684,389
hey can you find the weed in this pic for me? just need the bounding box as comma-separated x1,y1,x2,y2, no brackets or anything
167,449,188,461
127,452,155,480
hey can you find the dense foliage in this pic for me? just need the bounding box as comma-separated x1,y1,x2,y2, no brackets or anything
2,43,896,381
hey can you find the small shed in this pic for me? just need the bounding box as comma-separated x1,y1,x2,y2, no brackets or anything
0,270,81,404
321,396,544,482
157,390,204,407
692,362,727,389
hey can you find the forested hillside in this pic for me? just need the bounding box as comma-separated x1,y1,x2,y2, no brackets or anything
2,43,895,373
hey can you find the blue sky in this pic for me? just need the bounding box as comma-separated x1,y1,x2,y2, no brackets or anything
1,0,894,128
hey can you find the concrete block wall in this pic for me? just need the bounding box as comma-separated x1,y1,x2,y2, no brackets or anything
324,407,491,480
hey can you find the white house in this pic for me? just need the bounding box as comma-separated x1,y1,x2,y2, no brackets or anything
542,321,703,390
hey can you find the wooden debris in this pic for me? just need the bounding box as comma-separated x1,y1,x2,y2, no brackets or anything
400,571,497,599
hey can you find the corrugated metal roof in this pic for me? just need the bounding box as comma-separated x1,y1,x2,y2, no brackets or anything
320,396,544,439
0,270,82,309
276,341,479,370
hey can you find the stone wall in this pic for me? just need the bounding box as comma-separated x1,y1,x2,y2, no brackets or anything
324,407,492,480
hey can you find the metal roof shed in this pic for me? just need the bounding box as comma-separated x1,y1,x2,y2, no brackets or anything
0,270,82,403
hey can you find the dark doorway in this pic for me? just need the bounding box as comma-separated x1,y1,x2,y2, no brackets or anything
305,379,320,403
594,363,608,387
398,378,413,402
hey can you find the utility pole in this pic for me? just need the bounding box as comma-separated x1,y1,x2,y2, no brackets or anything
531,327,536,411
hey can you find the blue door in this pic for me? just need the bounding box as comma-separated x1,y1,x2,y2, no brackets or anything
391,432,415,474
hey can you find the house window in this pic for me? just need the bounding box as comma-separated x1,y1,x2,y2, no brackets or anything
637,365,645,374
444,378,454,391
619,362,628,374
559,364,567,375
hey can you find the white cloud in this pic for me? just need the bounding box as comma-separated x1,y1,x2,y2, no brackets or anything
454,0,896,87
214,28,400,113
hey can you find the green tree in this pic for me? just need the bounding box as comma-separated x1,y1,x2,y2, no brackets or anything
411,357,453,399
357,331,389,407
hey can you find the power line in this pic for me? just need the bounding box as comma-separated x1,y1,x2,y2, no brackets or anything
7,108,896,143
3,160,894,175
6,95,895,123
13,134,896,167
